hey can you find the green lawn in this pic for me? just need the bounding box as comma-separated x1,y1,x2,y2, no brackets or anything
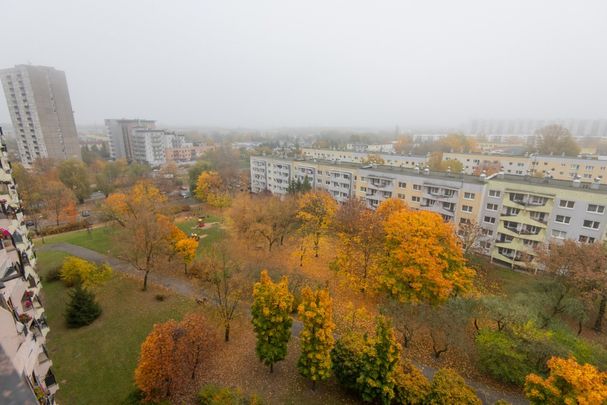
176,217,226,255
37,250,198,405
37,226,115,254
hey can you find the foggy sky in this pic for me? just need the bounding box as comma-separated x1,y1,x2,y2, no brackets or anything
1,0,606,128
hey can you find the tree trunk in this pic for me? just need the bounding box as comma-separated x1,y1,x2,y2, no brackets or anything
594,295,607,332
224,323,230,342
312,380,316,391
143,270,149,291
270,363,274,373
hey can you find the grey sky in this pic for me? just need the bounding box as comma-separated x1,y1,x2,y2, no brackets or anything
1,0,606,128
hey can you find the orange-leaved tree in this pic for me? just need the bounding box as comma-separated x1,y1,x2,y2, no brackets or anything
375,197,408,222
524,356,607,405
296,191,337,258
380,210,475,304
134,313,217,402
103,181,173,290
175,237,199,274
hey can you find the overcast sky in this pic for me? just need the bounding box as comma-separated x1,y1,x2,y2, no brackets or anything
1,0,606,128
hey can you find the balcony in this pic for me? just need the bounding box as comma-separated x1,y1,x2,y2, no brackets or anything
44,369,59,395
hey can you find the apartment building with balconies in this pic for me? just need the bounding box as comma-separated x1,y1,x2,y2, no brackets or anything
0,127,57,404
250,155,607,272
485,175,607,269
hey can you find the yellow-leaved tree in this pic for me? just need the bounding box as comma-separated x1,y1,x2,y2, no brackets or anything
298,286,335,389
60,256,112,289
380,210,475,304
296,191,337,258
524,356,607,405
175,237,199,274
195,171,231,209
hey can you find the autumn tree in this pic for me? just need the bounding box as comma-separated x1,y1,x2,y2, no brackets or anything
533,125,580,157
195,171,231,209
428,152,464,173
43,181,78,225
457,219,488,257
103,181,173,290
297,191,337,257
394,134,413,154
58,159,91,203
229,194,299,251
12,163,44,214
375,197,408,221
287,177,312,194
524,356,607,405
134,313,217,402
362,154,385,165
535,240,607,332
380,210,475,304
251,270,294,373
175,238,199,274
60,256,112,289
199,243,243,342
332,198,384,292
438,133,477,153
298,286,335,389
95,159,129,196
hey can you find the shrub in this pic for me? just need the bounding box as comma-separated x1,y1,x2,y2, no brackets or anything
39,221,89,236
60,256,112,289
426,368,481,405
393,365,431,405
331,333,367,392
198,384,262,405
65,286,102,328
155,294,165,302
45,265,62,283
476,329,534,385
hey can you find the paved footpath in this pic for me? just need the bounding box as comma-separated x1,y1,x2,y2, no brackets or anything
38,243,205,300
39,242,527,405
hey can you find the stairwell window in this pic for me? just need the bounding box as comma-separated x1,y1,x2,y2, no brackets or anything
486,203,499,211
462,205,473,213
464,192,475,200
489,190,501,197
555,215,571,224
483,216,496,224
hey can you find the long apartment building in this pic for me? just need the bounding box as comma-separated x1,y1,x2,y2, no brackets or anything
302,148,607,185
1,65,81,166
0,128,57,404
251,155,607,270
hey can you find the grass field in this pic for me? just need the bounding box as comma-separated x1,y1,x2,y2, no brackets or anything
37,250,198,405
175,215,226,255
37,226,115,254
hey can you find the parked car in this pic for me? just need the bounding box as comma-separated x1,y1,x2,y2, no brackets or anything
25,220,35,227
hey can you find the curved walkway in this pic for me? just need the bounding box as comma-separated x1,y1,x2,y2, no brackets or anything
39,242,527,405
38,243,205,300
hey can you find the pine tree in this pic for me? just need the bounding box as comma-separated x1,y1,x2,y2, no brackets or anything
251,270,294,373
65,285,102,328
297,286,335,389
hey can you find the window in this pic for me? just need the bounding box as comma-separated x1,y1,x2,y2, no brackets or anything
464,192,475,200
483,216,496,224
551,229,566,239
413,184,421,191
554,215,570,224
397,193,405,199
398,182,406,188
360,187,366,192
481,228,493,236
583,220,600,230
459,218,471,225
461,205,473,213
559,200,575,209
489,190,501,197
587,204,605,214
486,203,499,211
579,235,596,243
411,196,420,202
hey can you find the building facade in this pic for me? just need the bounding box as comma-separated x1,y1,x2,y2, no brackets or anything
165,145,213,163
0,128,57,404
0,65,81,166
105,118,156,160
301,148,427,169
251,155,607,270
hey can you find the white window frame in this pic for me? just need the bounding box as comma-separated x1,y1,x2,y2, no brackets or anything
461,205,473,213
554,215,571,224
464,192,475,200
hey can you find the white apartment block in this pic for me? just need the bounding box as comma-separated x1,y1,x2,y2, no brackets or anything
0,128,57,404
251,155,607,270
105,118,156,160
301,148,427,169
0,65,81,166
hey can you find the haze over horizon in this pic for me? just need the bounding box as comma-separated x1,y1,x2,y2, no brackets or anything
1,0,606,129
